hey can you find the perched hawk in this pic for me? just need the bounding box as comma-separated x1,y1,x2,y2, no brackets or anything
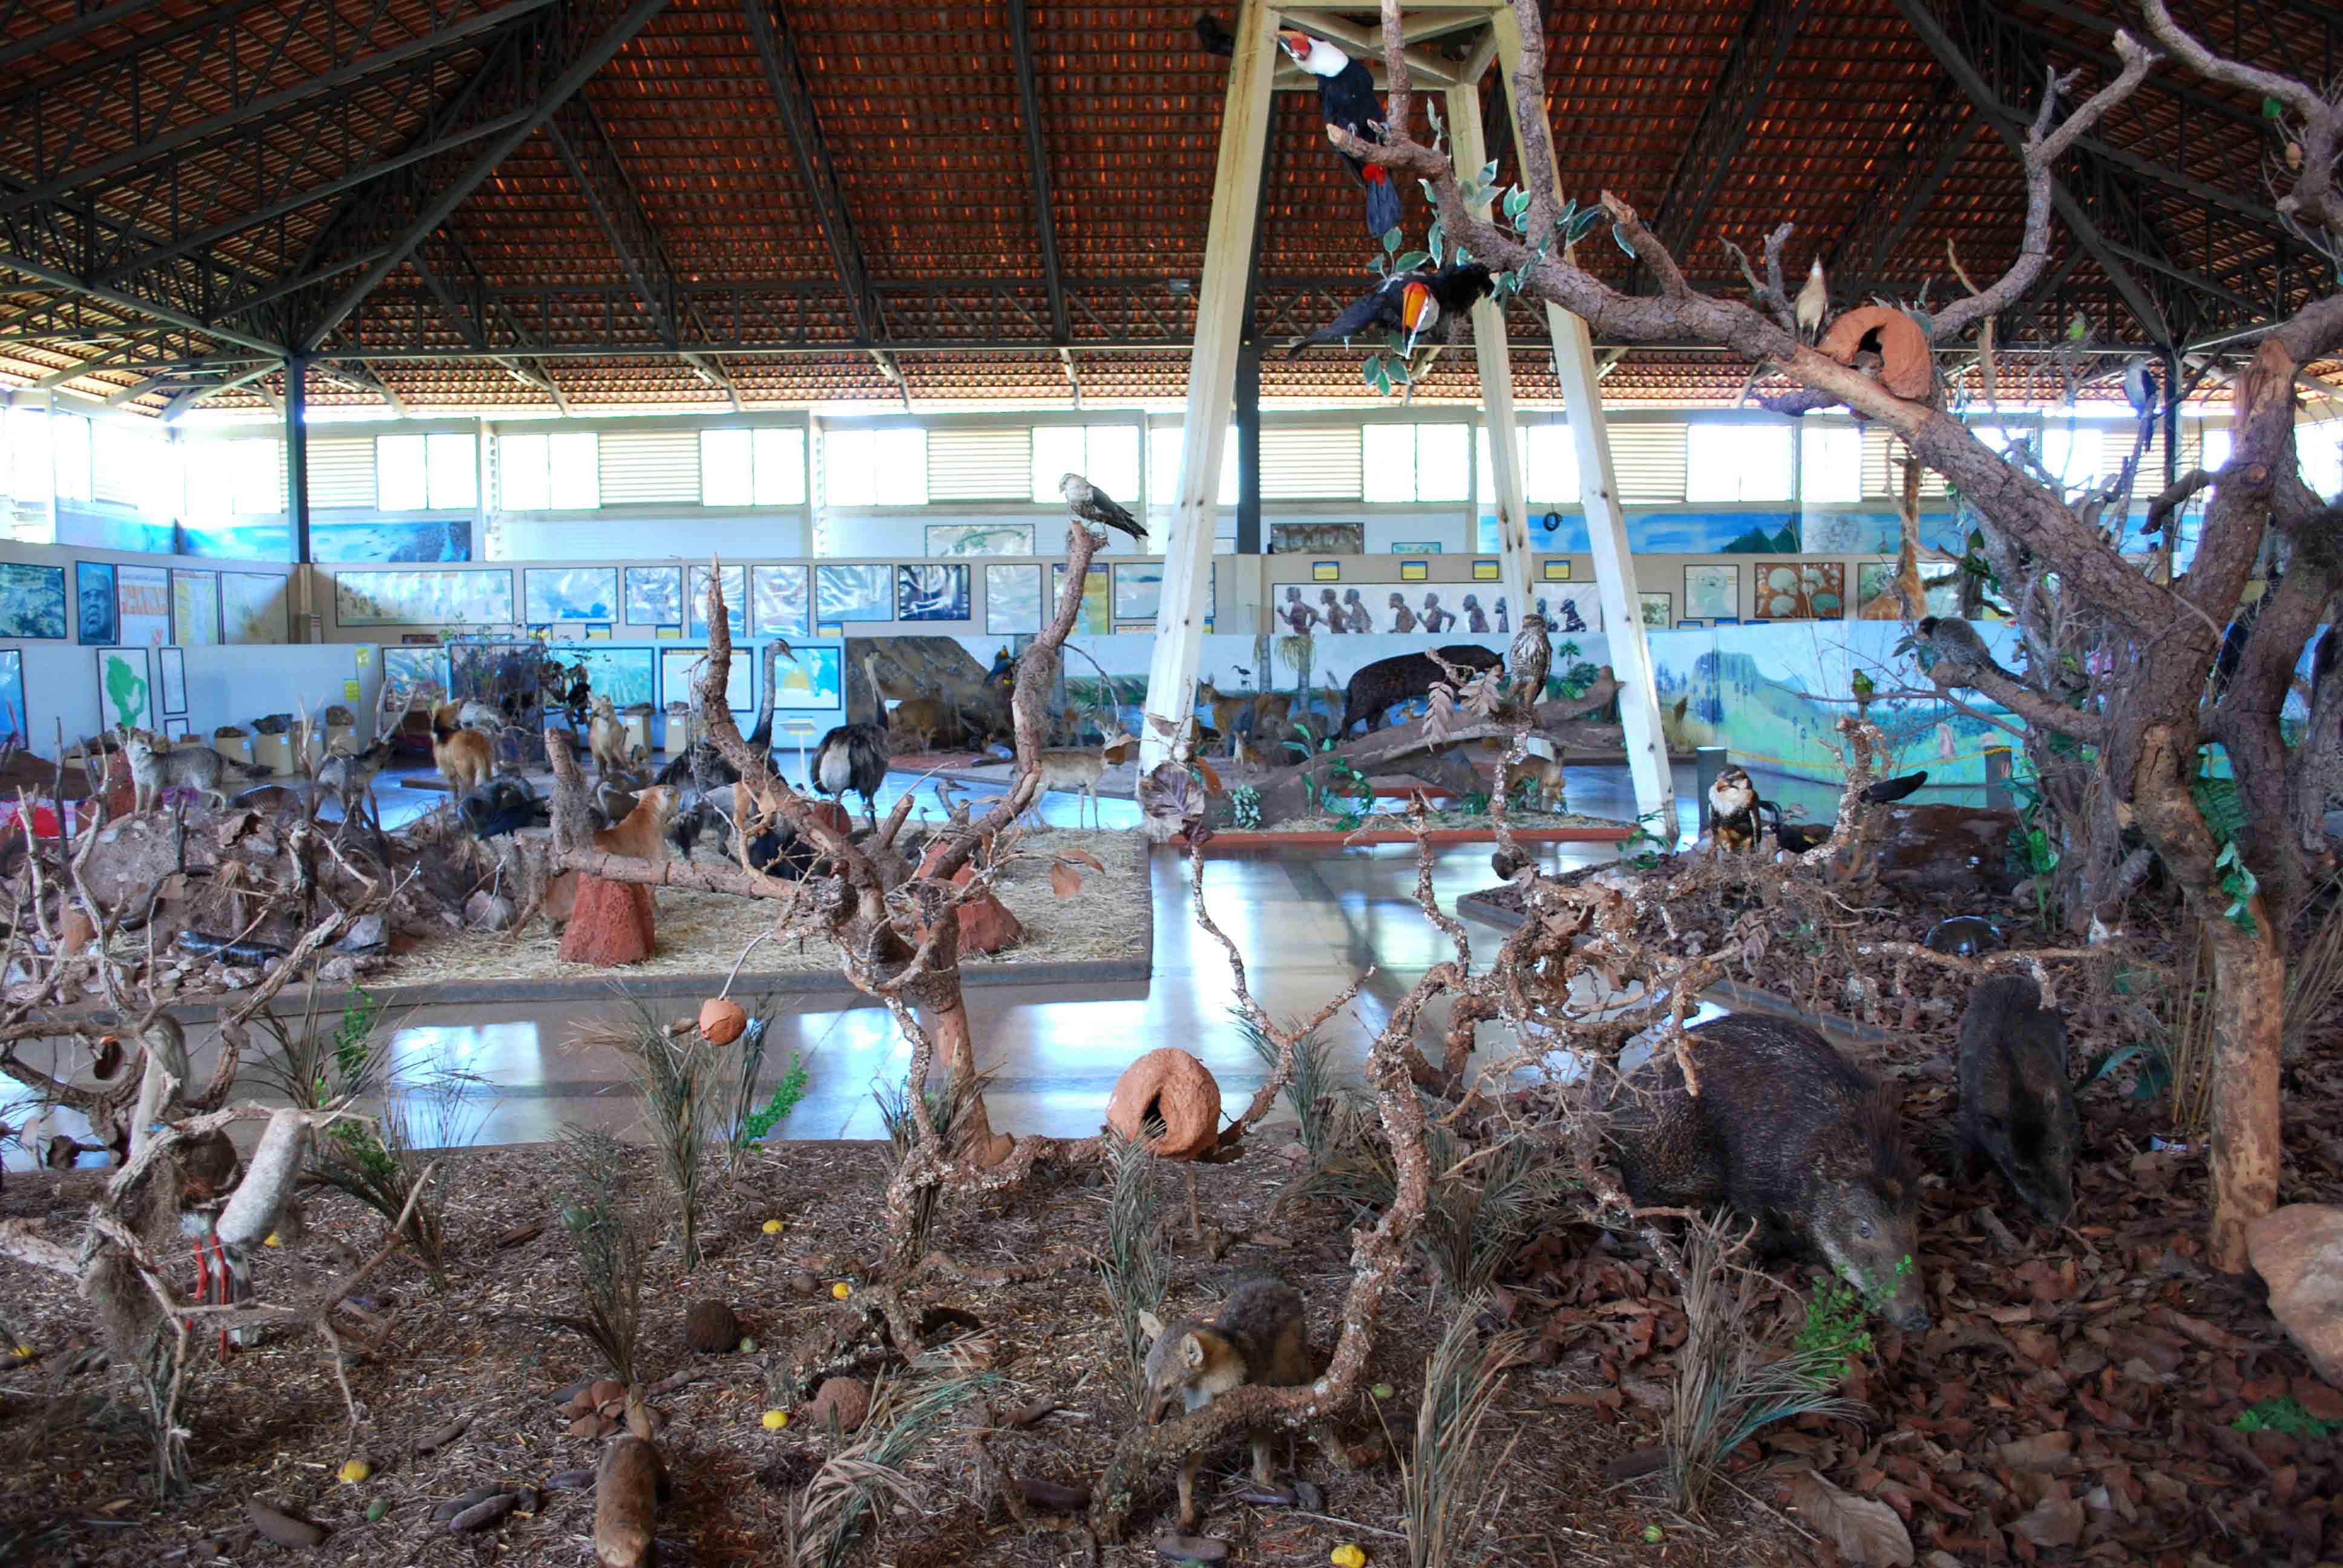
1507,612,1552,714
1059,473,1148,544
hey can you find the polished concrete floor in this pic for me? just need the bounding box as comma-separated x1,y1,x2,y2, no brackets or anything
4,755,1973,1163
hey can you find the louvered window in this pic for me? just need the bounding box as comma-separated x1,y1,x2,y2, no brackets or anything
598,429,698,505
1800,424,1862,504
498,431,600,510
1147,425,1239,507
51,415,90,502
1862,428,1950,498
1608,421,1686,503
92,420,168,513
698,427,805,506
1363,423,1469,502
185,437,284,518
1685,423,1792,502
307,436,376,509
1476,422,1581,506
376,432,476,510
4,409,47,503
1261,425,1362,499
1028,425,1137,503
822,426,927,506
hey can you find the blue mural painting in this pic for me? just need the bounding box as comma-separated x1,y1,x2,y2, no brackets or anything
312,516,473,563
562,645,658,708
0,563,68,639
525,567,619,622
1642,620,2019,788
174,517,295,561
1798,510,1969,555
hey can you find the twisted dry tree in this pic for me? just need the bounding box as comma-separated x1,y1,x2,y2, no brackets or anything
1332,0,2342,1270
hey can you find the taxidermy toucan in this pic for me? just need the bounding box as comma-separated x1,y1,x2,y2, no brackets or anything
1286,263,1493,359
1278,30,1403,237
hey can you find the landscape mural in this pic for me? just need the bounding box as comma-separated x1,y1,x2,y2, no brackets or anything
753,565,810,639
687,564,747,637
623,566,683,627
220,573,287,644
0,563,67,639
335,569,516,627
564,645,657,709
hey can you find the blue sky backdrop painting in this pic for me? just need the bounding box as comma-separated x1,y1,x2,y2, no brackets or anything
525,567,619,622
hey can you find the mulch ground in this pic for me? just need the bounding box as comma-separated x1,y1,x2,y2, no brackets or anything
2,852,2338,1565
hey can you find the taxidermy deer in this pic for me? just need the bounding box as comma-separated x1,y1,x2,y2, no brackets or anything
588,693,630,777
1031,739,1115,829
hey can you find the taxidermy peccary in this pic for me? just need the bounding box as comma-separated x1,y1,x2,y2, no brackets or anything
1608,1012,1930,1331
654,740,740,794
458,777,549,839
1336,644,1506,736
1954,974,2079,1226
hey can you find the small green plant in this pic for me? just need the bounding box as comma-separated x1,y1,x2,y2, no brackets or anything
1234,1006,1334,1158
1097,1132,1168,1412
1230,785,1263,831
1794,1277,1876,1382
2233,1396,2339,1439
739,1056,810,1142
874,1071,989,1263
548,1126,647,1386
1460,789,1491,817
1398,1298,1527,1568
1616,804,1676,869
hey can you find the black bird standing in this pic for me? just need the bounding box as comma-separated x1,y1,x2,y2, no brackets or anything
1863,769,1929,805
1278,30,1402,237
1288,264,1493,358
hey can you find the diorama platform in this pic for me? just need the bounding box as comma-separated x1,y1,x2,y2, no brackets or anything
146,828,1152,1023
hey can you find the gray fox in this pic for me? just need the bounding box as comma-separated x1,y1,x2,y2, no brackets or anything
119,729,266,813
1140,1276,1314,1530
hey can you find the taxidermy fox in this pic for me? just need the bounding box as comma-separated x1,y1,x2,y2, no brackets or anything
431,713,494,795
1141,1276,1314,1531
119,728,264,813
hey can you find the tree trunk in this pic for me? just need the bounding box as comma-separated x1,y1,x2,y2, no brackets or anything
2205,921,2286,1271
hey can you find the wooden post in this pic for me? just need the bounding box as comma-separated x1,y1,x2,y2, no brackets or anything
1446,79,1533,627
1489,6,1676,841
1140,0,1279,771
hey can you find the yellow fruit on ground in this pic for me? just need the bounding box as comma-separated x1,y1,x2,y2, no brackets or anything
761,1409,790,1431
761,1219,783,1235
1331,1547,1367,1568
263,1233,281,1247
831,1282,851,1299
338,1459,372,1485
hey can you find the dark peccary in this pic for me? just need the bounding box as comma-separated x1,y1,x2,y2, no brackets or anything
1608,1013,1930,1331
1337,645,1504,737
1954,974,2079,1226
458,777,549,840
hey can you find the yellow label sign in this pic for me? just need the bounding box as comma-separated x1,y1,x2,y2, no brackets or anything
1543,560,1573,581
342,679,362,702
1312,561,1340,581
1472,560,1501,581
353,645,373,667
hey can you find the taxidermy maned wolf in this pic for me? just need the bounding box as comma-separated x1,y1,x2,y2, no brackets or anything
119,728,266,813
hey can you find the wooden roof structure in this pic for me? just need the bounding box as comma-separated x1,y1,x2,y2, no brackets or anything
0,0,2331,414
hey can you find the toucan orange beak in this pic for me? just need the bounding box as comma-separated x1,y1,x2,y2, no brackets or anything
1401,283,1432,333
1277,29,1309,57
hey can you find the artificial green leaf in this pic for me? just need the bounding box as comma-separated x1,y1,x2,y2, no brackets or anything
1504,187,1530,217
1480,158,1499,185
1362,358,1382,387
1426,217,1444,261
1395,249,1430,272
1383,227,1402,253
1570,208,1605,243
1558,196,1577,225
2264,94,2286,119
1455,245,1472,265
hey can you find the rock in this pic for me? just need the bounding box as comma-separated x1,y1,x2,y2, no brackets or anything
685,1299,742,1354
804,1376,871,1431
448,1492,521,1533
1155,1534,1230,1563
546,1468,598,1492
431,1486,506,1523
336,913,387,952
2247,1203,2343,1386
790,1271,822,1297
1923,915,2001,957
247,1500,329,1548
464,889,515,931
1106,1047,1222,1160
699,996,747,1045
316,955,361,985
558,874,657,967
914,844,1024,956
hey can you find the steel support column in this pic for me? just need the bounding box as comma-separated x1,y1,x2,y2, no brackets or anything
285,357,312,566
1235,343,1262,555
1448,76,1532,629
741,0,885,348
1008,0,1069,344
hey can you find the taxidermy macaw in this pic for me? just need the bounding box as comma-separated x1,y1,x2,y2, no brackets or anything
1278,30,1403,237
1286,263,1494,359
